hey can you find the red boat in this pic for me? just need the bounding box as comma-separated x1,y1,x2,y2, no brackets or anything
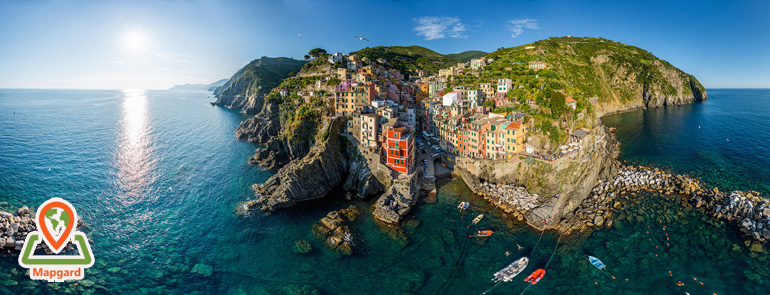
524,269,545,284
476,230,494,237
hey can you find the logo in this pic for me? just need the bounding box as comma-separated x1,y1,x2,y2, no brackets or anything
18,198,95,282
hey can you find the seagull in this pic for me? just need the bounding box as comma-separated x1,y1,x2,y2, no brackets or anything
354,36,369,41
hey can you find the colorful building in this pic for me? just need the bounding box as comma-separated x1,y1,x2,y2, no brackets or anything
360,113,379,147
504,121,527,157
497,79,513,93
383,125,415,174
528,61,546,70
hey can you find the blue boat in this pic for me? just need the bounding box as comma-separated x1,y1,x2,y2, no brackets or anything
588,256,606,270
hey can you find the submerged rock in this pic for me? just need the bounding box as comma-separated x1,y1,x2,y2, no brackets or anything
191,263,213,277
292,239,313,254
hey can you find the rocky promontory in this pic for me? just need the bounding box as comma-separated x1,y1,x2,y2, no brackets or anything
244,117,348,211
372,171,422,224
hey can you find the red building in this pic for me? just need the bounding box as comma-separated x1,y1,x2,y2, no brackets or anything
383,125,415,174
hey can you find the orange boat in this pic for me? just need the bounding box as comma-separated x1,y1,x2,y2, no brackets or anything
476,230,494,237
524,269,545,284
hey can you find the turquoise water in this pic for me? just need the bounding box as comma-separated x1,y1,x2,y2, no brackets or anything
0,89,767,294
602,89,770,195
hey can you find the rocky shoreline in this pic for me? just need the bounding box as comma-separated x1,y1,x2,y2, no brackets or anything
554,166,769,245
0,207,33,252
472,182,540,222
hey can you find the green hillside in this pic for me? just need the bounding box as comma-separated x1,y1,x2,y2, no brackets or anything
351,45,459,75
453,37,705,116
214,57,306,98
447,50,487,62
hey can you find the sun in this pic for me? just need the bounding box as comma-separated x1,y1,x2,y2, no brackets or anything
122,31,148,52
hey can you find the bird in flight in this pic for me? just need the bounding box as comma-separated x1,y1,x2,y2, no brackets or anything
354,36,369,41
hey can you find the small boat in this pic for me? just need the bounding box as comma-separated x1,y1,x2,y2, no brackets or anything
588,256,606,270
472,214,484,225
524,268,545,284
457,202,470,210
492,257,529,282
476,230,494,237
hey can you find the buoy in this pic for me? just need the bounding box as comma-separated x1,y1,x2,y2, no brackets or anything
700,282,704,285
612,276,616,280
693,277,697,281
595,282,598,285
625,278,628,281
655,254,658,257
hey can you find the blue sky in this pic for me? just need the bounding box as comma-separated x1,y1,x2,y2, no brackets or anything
0,0,767,89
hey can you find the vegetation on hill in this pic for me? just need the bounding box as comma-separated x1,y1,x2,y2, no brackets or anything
447,50,487,62
214,57,307,98
351,45,459,75
450,36,706,147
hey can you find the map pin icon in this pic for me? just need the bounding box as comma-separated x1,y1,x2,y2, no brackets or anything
36,198,78,254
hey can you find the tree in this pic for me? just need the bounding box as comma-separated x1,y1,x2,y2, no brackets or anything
549,90,566,118
308,48,327,59
304,55,310,60
483,100,495,108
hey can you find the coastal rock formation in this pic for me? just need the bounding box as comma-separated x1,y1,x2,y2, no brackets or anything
552,165,770,244
472,183,540,221
245,117,347,211
212,57,306,114
343,145,391,199
372,171,422,224
312,206,359,256
456,125,618,230
235,101,281,144
0,207,35,252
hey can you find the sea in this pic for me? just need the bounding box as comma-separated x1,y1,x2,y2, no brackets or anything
0,88,768,294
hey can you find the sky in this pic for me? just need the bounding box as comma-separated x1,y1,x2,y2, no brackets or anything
0,0,768,89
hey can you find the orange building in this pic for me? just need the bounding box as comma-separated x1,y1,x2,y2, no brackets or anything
383,125,415,174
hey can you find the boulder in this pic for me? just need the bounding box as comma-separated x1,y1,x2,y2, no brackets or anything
17,206,30,216
4,236,15,248
750,242,763,253
0,211,12,219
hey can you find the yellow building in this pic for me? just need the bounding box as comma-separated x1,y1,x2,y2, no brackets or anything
361,65,374,75
504,121,527,158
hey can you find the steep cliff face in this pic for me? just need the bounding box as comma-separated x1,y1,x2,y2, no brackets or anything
590,56,708,115
456,125,618,229
235,101,281,143
213,57,306,113
245,118,348,211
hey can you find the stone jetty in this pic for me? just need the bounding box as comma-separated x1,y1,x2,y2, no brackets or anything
554,166,769,244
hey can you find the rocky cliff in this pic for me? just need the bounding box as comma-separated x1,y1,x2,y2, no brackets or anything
456,125,619,229
242,119,391,211
245,118,348,211
212,57,305,113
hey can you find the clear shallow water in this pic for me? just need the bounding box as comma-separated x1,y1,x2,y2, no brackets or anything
0,89,767,294
602,89,770,195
